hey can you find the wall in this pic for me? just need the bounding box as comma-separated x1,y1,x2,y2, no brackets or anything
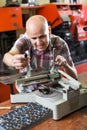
80,0,87,5
57,0,87,4
0,0,6,7
60,0,87,4
38,0,50,5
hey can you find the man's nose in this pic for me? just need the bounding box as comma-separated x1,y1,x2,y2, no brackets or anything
36,37,41,43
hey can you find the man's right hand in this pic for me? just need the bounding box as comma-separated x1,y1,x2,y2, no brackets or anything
11,54,30,70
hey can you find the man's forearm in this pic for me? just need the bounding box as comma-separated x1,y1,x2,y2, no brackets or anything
64,63,78,80
3,53,14,67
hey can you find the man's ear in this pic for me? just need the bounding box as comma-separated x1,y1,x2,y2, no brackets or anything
48,26,51,35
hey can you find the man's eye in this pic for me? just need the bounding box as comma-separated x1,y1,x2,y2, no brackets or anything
31,37,37,40
31,35,46,40
39,35,46,39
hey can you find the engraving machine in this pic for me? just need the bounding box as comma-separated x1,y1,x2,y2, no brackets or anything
9,66,87,120
10,49,87,120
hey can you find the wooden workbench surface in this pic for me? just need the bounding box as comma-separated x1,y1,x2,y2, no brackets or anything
0,100,87,130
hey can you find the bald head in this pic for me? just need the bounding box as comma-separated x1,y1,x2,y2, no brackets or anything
26,15,48,36
25,15,50,51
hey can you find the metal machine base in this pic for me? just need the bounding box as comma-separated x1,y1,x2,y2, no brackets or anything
10,88,87,120
36,88,87,120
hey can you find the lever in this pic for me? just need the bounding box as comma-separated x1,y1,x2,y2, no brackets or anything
24,50,31,77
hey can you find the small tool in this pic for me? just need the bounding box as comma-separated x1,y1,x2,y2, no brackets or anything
0,106,21,110
24,50,31,77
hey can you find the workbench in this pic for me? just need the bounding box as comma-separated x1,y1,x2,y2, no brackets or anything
0,100,87,130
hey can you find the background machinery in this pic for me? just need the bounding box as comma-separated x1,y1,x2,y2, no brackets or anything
37,3,87,65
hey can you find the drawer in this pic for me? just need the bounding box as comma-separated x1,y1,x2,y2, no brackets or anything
0,7,23,32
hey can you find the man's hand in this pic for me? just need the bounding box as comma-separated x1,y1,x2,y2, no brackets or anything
11,54,30,70
55,55,67,67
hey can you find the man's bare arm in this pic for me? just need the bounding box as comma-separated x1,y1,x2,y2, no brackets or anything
3,48,20,67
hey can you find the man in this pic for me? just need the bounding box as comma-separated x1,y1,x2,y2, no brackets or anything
3,15,78,92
